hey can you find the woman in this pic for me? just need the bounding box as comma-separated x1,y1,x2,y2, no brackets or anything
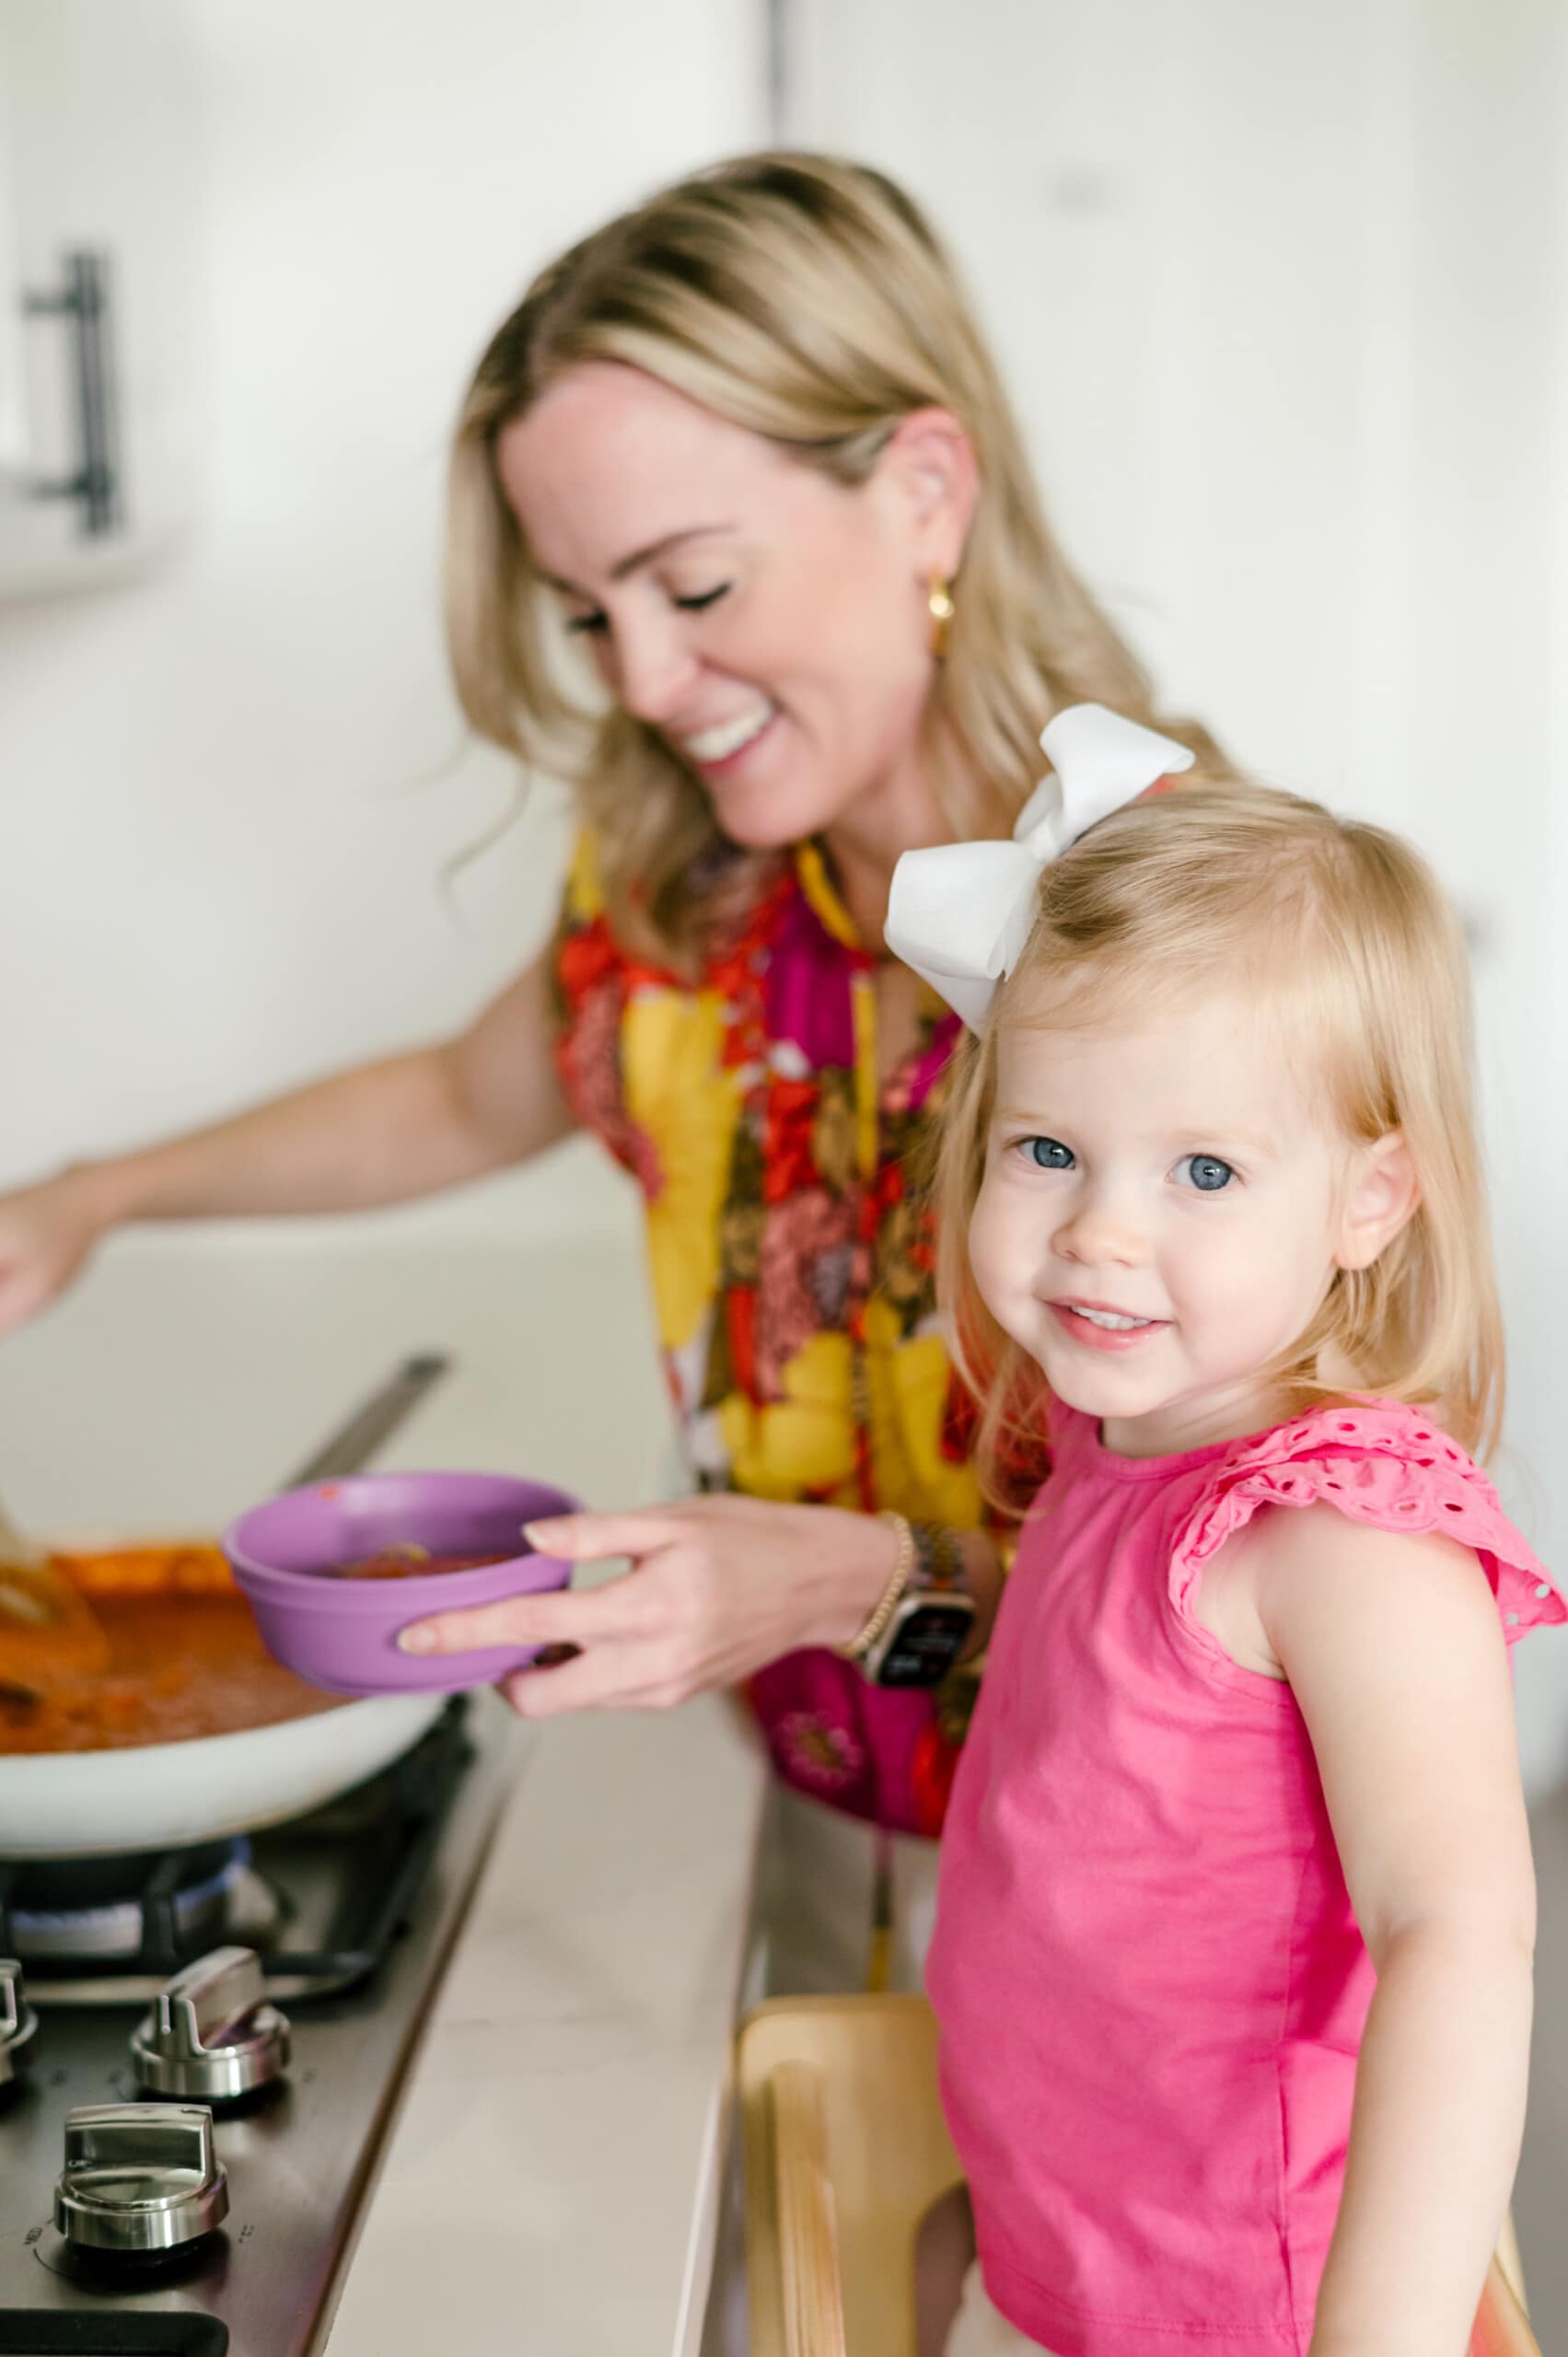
0,153,1227,1988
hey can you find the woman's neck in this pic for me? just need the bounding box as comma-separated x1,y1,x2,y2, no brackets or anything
820,753,971,954
818,832,900,954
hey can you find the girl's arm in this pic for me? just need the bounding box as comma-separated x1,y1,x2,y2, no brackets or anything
0,947,577,1334
1253,1503,1536,2357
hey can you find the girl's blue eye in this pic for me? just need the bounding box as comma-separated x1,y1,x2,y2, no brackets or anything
1021,1136,1074,1170
1175,1154,1235,1192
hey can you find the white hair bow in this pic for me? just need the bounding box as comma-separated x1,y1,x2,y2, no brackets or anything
883,702,1195,1030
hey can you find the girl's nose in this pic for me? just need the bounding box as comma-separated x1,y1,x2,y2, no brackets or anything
1052,1190,1147,1270
607,614,702,727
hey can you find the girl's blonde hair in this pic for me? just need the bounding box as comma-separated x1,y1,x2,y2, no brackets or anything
934,783,1504,1480
446,151,1232,964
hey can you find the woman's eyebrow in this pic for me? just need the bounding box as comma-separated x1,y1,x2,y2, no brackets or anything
539,524,734,597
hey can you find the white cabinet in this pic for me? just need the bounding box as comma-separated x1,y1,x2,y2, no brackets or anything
0,0,198,597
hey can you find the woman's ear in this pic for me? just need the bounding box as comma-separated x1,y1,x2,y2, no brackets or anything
1334,1132,1421,1271
876,407,979,579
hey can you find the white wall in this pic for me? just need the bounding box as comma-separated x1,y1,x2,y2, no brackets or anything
0,0,761,1235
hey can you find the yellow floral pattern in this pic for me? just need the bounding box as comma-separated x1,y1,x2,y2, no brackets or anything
622,990,745,1354
551,830,994,1835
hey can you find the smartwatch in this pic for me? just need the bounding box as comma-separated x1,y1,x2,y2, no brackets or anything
861,1523,976,1689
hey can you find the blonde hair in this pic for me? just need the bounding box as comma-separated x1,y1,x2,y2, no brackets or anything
933,783,1504,1483
446,151,1232,964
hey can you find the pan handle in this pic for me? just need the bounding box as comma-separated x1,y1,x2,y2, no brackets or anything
279,1354,452,1487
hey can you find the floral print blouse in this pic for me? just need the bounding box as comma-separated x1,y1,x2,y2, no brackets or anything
550,830,991,1836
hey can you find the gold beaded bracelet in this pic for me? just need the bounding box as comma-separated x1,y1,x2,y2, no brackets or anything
835,1511,915,1665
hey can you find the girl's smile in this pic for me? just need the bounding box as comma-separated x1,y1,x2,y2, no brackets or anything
1047,1297,1170,1351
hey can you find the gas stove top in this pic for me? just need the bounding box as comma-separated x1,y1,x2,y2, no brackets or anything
0,1694,521,2354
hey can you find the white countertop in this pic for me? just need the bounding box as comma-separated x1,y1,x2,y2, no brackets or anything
0,1210,771,2356
324,1689,767,2357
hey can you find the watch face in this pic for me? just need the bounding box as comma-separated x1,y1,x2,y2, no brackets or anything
875,1599,975,1689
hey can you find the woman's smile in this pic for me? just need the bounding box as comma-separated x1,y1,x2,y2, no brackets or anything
675,698,780,773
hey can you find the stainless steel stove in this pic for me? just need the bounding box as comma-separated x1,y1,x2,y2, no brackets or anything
0,1695,520,2354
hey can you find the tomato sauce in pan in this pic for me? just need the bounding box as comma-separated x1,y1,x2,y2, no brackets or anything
0,1546,348,1757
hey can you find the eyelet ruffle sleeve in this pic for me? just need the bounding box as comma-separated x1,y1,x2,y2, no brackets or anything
1169,1401,1564,1644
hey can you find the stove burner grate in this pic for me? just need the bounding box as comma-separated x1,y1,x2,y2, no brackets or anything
2,1838,252,1962
0,1698,476,2001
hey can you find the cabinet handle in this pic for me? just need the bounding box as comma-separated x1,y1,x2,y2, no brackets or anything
22,249,120,535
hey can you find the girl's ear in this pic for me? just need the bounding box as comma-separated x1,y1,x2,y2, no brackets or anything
1334,1132,1421,1271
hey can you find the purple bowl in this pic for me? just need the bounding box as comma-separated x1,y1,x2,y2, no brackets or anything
223,1469,581,1698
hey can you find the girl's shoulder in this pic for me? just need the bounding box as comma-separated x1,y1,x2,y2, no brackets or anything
1171,1399,1564,1646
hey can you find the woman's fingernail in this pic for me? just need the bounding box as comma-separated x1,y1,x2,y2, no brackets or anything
521,1522,555,1547
397,1624,436,1655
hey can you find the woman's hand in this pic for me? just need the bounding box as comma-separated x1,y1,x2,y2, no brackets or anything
395,1494,902,1718
0,1168,110,1339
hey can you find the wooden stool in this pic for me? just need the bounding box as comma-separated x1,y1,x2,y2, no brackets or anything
738,1994,1539,2357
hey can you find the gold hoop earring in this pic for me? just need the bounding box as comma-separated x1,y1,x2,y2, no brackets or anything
927,574,956,660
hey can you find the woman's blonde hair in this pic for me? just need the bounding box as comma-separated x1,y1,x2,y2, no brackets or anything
446,150,1231,964
933,783,1504,1480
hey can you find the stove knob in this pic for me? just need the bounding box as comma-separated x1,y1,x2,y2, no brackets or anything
130,1944,290,2102
0,1956,39,2086
54,2102,228,2255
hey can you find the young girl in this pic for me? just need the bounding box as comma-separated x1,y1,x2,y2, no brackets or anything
885,708,1564,2356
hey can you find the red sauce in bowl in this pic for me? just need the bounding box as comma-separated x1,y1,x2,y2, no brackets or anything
324,1548,515,1582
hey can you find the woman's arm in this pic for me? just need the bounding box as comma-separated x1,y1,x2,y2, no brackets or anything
396,1498,1009,1713
1253,1503,1535,2357
0,947,577,1334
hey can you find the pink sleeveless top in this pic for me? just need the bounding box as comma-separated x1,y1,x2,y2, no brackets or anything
926,1400,1563,2356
